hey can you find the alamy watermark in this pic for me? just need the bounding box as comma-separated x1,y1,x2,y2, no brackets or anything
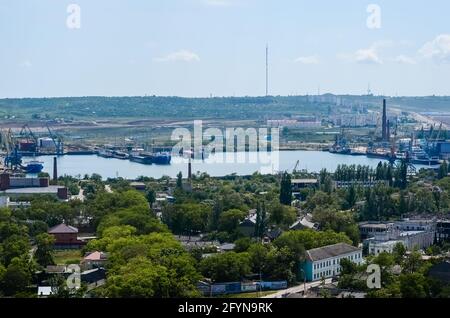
366,4,381,29
171,120,280,174
66,264,81,289
366,264,381,289
66,4,81,29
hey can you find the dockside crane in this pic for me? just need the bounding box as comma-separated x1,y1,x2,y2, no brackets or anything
46,123,64,155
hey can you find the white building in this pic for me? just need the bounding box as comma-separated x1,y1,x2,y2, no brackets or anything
362,219,436,256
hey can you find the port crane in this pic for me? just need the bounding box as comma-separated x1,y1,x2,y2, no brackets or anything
293,160,300,174
46,123,64,155
1,129,22,169
19,124,38,144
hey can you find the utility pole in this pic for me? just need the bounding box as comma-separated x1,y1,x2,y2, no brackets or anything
266,44,269,96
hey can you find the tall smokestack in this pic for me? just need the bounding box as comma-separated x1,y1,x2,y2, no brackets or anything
53,157,58,182
188,159,192,180
382,99,387,141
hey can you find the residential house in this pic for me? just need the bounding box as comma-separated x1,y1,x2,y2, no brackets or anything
81,251,108,270
48,223,85,249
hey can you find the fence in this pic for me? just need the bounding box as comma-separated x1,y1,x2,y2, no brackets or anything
198,280,288,296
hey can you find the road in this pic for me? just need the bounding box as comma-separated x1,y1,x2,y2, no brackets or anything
262,278,333,298
70,188,85,202
410,111,449,129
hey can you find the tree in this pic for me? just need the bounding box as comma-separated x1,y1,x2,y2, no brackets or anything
279,172,292,206
0,257,32,296
399,273,428,298
105,256,200,298
209,200,223,231
162,203,211,235
345,186,357,209
254,202,263,238
0,235,31,267
268,202,296,228
199,252,251,283
438,161,448,179
392,242,406,264
218,209,247,233
35,233,55,267
397,159,408,189
176,172,183,188
403,251,422,274
234,237,252,252
145,188,156,206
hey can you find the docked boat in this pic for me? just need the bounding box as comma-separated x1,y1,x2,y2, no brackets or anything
129,155,153,165
150,152,172,165
98,149,114,158
410,147,441,166
366,149,390,160
113,151,129,160
23,160,44,173
329,146,351,155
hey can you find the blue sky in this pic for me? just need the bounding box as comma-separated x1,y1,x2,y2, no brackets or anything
1,0,449,98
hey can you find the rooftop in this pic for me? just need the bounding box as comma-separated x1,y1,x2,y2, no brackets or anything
84,251,107,261
306,243,361,262
291,179,319,184
48,223,79,234
1,185,65,195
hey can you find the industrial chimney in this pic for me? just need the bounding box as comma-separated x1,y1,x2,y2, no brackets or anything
53,157,58,182
188,159,192,180
382,99,387,141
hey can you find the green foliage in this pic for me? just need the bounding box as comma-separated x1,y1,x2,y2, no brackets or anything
279,172,292,206
268,202,296,228
35,233,55,267
162,203,212,235
274,229,352,262
218,209,247,233
0,257,32,296
199,252,251,283
312,208,360,245
234,237,252,253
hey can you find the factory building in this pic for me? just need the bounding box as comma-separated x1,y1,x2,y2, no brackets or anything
0,173,68,200
360,219,436,256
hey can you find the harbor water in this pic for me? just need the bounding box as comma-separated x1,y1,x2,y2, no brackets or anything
27,151,409,180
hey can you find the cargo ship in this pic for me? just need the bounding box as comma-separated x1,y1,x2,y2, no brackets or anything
149,152,172,165
410,148,440,166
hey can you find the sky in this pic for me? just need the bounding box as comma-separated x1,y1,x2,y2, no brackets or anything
1,0,450,98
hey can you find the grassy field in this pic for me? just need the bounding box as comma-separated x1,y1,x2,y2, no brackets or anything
53,250,83,265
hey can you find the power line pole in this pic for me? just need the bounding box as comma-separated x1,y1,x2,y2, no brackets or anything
266,44,269,96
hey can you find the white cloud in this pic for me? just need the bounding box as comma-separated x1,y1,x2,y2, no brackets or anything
419,34,450,63
294,56,320,65
338,43,386,65
355,47,382,64
19,60,32,68
153,50,200,63
393,55,417,65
